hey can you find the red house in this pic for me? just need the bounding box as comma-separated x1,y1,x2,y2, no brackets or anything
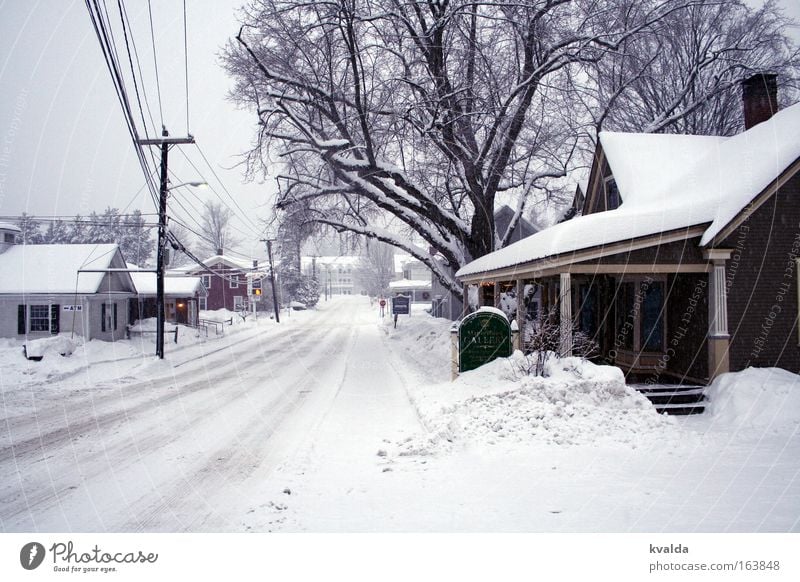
178,253,268,312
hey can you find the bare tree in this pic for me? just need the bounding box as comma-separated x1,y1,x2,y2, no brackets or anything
198,200,241,257
356,240,396,297
224,0,797,297
579,0,799,136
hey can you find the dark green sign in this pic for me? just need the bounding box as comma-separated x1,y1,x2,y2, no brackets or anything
392,295,410,315
458,309,512,373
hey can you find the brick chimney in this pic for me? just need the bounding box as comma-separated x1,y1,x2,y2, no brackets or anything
742,73,778,130
216,247,223,256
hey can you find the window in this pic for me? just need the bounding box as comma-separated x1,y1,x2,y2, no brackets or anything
234,296,244,310
641,282,665,352
230,275,239,289
202,274,211,289
29,305,51,332
101,302,117,332
604,177,621,211
21,304,59,335
614,278,665,353
578,284,597,336
199,297,207,311
4,232,14,243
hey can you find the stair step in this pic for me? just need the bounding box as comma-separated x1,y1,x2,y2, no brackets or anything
637,387,705,397
654,401,706,415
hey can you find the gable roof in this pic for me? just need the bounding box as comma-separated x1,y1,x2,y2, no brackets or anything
178,254,258,273
0,243,130,294
457,101,800,279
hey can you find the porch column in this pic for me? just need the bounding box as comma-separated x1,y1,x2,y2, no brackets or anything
703,249,733,380
559,272,572,356
514,279,525,351
463,283,469,316
493,282,501,308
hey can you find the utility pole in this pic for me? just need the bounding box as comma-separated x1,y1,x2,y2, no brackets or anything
262,239,280,323
138,128,195,358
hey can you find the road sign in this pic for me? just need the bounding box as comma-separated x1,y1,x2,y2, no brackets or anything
379,299,386,307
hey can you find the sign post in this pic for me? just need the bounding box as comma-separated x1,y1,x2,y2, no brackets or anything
391,295,410,328
457,307,512,373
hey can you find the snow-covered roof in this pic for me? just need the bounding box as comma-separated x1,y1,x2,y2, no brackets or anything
458,101,800,278
180,254,260,273
0,243,126,294
129,270,205,297
389,278,432,289
0,222,21,233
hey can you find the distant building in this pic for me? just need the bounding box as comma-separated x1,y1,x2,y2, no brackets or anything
176,253,268,312
391,254,432,302
301,255,366,296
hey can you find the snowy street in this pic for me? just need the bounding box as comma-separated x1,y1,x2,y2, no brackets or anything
1,297,424,531
2,297,799,532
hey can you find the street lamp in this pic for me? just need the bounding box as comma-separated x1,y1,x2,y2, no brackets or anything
168,180,208,190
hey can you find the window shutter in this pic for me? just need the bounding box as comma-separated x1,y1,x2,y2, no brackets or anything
51,305,60,334
113,303,118,330
18,305,26,335
101,303,106,332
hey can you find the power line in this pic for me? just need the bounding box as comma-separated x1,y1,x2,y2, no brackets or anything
178,144,263,238
183,0,190,135
85,1,160,209
146,0,164,126
118,0,159,137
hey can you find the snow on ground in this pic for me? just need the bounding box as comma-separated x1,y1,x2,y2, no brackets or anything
380,312,678,453
2,298,799,532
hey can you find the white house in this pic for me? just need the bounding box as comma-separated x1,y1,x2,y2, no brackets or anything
0,231,136,341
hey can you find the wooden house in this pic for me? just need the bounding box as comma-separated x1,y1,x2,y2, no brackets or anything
456,74,799,388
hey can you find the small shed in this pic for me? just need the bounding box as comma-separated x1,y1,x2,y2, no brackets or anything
129,267,206,326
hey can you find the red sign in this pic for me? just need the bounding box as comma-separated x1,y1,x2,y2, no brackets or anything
379,299,386,307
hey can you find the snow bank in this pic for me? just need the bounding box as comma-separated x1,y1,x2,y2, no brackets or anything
23,335,76,359
705,367,800,436
382,310,677,455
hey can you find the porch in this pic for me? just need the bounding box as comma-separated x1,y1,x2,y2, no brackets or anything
461,248,734,397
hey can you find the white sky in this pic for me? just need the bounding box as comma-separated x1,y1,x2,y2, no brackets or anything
0,0,798,258
0,0,269,258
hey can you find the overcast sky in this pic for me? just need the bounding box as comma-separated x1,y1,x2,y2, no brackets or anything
0,0,268,258
1,0,798,258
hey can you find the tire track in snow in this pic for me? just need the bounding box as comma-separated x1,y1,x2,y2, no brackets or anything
1,308,349,529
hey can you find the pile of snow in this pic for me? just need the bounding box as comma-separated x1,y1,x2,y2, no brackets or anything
399,353,676,454
382,309,677,455
380,309,452,384
705,367,800,436
23,335,77,359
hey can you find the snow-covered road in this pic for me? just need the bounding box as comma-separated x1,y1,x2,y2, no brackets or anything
3,297,799,533
1,297,423,531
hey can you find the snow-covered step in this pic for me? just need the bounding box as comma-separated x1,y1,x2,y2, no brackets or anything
631,384,706,415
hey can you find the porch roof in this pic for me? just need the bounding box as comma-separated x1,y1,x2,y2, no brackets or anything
457,101,800,281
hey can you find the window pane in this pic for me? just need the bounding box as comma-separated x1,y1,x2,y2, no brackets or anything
641,282,664,352
29,305,50,332
615,282,634,350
